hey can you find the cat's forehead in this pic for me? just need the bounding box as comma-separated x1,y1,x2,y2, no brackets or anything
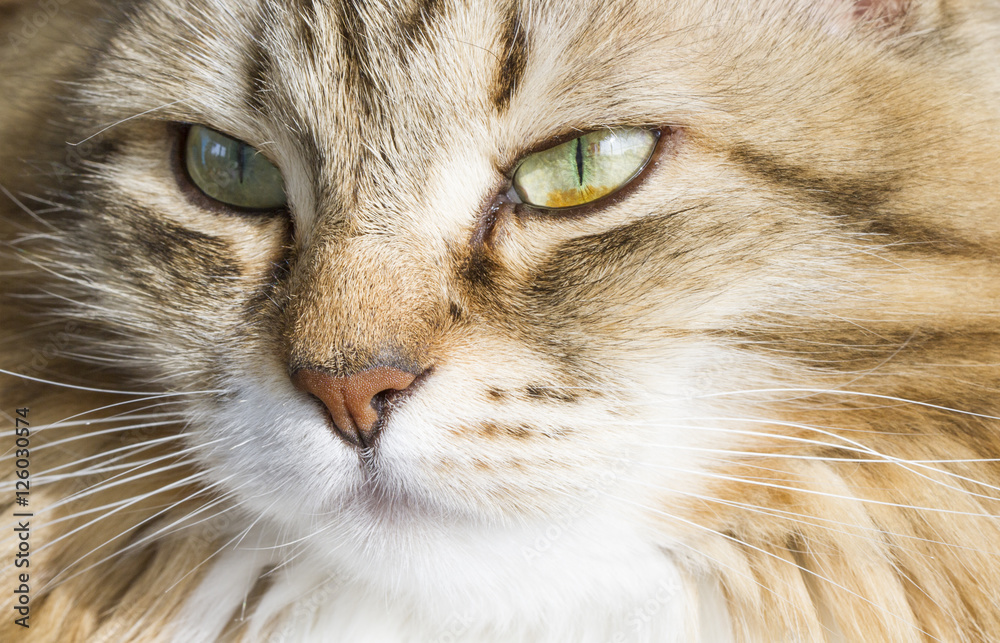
248,0,683,149
254,0,664,104
108,0,696,146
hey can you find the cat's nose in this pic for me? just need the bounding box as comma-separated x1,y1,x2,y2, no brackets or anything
291,367,417,448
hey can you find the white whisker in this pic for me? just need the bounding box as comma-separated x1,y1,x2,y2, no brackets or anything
601,490,940,642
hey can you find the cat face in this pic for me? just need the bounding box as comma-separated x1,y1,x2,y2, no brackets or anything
8,0,1000,639
56,0,992,540
74,0,766,534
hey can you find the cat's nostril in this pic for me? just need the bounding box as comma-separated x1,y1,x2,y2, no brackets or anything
291,367,417,448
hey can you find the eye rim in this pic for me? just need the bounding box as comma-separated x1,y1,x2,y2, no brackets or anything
505,126,666,216
171,122,289,217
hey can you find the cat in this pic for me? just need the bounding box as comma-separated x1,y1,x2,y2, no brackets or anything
2,0,1000,640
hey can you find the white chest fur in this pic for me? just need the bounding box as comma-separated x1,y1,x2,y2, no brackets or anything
174,516,731,643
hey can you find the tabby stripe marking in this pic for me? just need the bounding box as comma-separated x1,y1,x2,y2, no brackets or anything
491,4,528,113
245,9,276,115
728,142,895,220
292,0,320,58
399,0,446,52
728,142,972,253
337,0,384,120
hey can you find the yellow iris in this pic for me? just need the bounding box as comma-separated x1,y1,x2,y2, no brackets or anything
512,128,658,209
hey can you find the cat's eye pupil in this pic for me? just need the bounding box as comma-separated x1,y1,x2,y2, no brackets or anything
183,124,287,211
575,137,584,185
512,127,659,210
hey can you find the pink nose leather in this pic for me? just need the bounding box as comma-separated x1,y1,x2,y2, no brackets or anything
292,367,416,447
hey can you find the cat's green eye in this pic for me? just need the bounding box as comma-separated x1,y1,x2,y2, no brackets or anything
183,124,287,210
511,127,658,209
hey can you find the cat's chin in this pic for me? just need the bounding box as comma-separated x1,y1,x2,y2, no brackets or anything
337,467,459,527
178,503,700,643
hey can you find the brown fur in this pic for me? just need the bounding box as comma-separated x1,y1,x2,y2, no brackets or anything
2,0,1000,640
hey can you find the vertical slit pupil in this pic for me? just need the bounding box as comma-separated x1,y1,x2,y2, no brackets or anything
575,137,584,185
238,142,247,183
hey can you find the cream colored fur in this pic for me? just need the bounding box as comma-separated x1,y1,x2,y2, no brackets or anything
2,0,1000,641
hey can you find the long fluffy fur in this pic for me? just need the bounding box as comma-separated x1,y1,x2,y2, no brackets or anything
2,0,1000,641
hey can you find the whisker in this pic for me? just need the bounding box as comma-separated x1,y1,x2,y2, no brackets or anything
2,435,187,484
591,460,1000,557
40,454,212,515
162,496,279,595
537,480,836,632
620,415,1000,499
36,479,238,593
620,459,998,517
0,410,185,442
600,490,940,641
28,470,211,561
0,420,182,461
695,388,1000,422
28,395,204,429
0,181,60,232
66,97,191,146
622,439,1000,465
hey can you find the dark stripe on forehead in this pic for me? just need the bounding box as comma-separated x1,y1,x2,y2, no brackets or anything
728,143,973,253
243,6,325,170
400,0,445,49
338,0,383,119
245,19,274,114
491,4,528,113
290,0,320,59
